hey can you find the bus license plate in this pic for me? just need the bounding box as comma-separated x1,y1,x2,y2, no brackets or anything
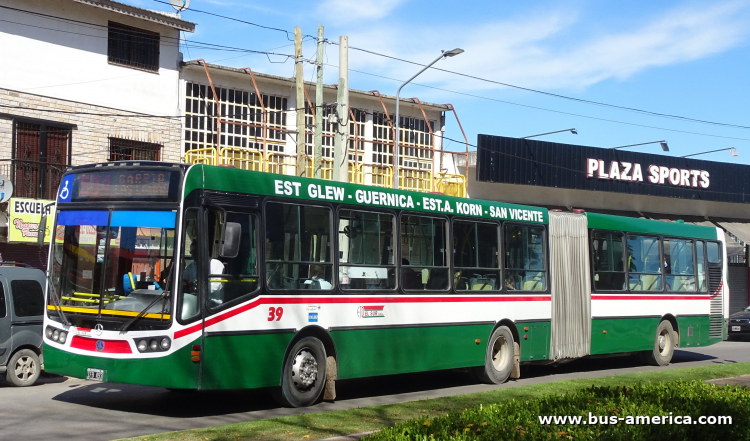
732,326,741,332
86,368,105,382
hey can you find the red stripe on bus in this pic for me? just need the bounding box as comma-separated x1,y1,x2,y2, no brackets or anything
592,295,710,300
70,336,132,354
173,295,552,340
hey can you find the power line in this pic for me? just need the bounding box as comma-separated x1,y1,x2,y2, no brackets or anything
329,43,750,131
326,63,750,143
149,0,296,40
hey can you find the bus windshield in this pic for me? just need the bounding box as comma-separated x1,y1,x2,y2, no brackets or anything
49,210,176,331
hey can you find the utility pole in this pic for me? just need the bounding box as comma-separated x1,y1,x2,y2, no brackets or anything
333,36,348,182
295,26,306,176
314,25,324,179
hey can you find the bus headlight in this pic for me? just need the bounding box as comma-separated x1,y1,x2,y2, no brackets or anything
45,327,54,339
137,340,148,352
53,330,60,341
149,339,159,351
58,331,67,344
160,337,171,350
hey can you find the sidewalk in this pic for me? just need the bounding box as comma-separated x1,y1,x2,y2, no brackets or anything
706,374,750,387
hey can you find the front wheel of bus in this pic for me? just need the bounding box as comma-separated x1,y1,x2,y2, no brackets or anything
646,320,675,366
475,326,514,384
278,337,327,408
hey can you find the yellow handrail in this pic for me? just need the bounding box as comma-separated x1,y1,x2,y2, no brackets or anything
184,147,218,165
219,146,264,171
435,172,467,197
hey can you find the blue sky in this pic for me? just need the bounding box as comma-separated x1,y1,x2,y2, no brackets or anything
136,0,750,163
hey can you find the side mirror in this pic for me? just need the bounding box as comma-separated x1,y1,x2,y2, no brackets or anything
220,222,241,258
37,214,47,246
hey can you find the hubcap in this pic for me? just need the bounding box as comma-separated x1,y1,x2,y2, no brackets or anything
658,329,671,355
291,349,318,391
491,335,511,371
14,356,36,381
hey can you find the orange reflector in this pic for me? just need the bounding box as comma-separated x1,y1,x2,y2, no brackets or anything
192,356,200,362
475,339,481,344
603,330,607,334
524,327,529,331
191,351,200,356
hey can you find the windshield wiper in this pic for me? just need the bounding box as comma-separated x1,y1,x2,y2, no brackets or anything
46,273,70,326
119,265,173,333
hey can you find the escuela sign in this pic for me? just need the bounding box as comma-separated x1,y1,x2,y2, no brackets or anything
8,198,53,243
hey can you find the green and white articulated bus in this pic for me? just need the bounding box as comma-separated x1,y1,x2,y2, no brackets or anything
42,161,728,407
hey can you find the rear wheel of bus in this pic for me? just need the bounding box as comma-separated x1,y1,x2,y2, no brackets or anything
475,326,514,384
645,320,675,366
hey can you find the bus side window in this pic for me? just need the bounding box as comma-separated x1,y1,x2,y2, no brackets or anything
265,202,333,291
177,209,200,323
206,210,260,310
400,215,449,291
338,209,396,290
591,231,625,291
504,224,547,291
453,220,500,291
696,241,707,292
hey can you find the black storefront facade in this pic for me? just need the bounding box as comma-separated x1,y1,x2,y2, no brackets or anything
470,134,750,313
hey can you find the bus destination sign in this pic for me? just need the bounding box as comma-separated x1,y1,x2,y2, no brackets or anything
65,170,179,202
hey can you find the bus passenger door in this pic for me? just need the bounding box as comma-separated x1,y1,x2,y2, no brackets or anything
172,208,202,390
200,207,285,390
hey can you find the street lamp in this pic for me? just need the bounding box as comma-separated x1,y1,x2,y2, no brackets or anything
393,48,464,189
611,140,669,152
521,128,577,139
682,147,738,158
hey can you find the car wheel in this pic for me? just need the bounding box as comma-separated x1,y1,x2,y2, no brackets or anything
276,337,327,408
475,326,514,384
6,349,41,387
645,320,675,366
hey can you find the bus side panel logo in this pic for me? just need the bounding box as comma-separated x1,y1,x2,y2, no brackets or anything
357,306,384,318
308,312,318,322
95,340,105,352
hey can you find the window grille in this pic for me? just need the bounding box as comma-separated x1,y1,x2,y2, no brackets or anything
184,82,287,153
12,122,70,199
372,112,394,166
109,138,162,161
305,106,366,163
398,116,434,170
108,22,159,72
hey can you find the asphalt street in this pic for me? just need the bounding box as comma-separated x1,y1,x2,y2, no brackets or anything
2,340,749,441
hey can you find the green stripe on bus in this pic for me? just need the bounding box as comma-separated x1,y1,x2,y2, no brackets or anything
590,315,712,355
184,165,549,224
585,213,718,240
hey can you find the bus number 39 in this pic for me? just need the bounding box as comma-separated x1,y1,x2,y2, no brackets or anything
268,307,283,321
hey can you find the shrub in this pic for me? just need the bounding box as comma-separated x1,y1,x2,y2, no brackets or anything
365,380,750,440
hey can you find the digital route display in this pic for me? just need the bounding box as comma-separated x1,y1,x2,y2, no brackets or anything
70,170,180,202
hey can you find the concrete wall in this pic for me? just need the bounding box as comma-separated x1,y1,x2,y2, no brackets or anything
0,0,183,116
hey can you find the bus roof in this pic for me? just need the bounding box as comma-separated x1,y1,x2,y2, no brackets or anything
585,212,719,240
184,164,549,225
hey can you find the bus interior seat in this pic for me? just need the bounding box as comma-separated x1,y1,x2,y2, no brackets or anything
641,274,659,290
471,276,495,290
427,272,448,290
283,277,298,289
523,272,544,291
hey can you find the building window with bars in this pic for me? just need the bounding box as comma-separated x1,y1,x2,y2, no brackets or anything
108,22,160,72
184,82,288,154
109,138,162,161
398,116,434,170
11,121,71,200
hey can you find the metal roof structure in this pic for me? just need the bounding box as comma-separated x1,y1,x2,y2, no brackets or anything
70,0,195,32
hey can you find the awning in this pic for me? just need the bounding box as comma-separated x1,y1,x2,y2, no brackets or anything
685,221,745,259
718,222,750,245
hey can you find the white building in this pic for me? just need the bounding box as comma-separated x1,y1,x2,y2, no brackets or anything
0,0,194,264
179,61,469,196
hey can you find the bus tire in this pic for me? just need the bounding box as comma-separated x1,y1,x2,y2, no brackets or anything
646,320,675,366
475,326,514,384
6,349,41,387
278,337,327,408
